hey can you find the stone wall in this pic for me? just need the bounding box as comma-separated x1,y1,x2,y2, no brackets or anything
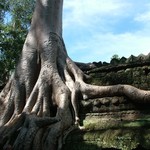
63,54,150,150
87,54,150,89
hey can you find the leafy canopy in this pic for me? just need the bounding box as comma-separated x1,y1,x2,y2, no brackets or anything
0,0,35,88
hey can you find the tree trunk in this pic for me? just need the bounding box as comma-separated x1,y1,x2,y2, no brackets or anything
0,0,150,149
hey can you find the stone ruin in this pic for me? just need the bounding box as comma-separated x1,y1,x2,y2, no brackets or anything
63,53,150,150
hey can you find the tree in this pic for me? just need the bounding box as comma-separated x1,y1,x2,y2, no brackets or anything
0,0,150,149
111,54,120,60
0,0,35,88
0,24,26,87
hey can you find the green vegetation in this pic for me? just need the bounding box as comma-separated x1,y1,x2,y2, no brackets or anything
111,54,120,60
64,118,150,150
0,0,35,88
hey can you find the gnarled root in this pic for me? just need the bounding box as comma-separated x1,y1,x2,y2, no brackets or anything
0,33,80,150
0,33,150,150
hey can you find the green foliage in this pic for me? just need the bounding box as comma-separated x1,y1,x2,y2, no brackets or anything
0,0,35,88
0,24,26,85
111,54,120,60
8,0,35,29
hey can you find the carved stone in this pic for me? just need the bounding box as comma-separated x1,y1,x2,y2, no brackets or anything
64,54,150,150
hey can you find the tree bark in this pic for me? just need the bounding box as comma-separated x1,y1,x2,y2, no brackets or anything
0,0,150,149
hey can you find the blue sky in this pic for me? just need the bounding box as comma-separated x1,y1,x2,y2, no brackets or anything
63,0,150,63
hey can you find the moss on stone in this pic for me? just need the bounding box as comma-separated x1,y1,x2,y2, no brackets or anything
63,116,150,150
64,127,150,150
63,57,150,150
82,114,150,131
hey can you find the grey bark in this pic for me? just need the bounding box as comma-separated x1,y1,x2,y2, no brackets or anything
0,0,150,149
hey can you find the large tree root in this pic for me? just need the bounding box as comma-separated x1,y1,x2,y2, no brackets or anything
0,33,150,150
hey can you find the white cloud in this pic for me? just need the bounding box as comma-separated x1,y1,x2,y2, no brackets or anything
135,11,150,23
68,32,150,62
63,0,150,63
63,0,129,27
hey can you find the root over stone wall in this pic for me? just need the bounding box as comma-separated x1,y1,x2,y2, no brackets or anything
64,54,150,150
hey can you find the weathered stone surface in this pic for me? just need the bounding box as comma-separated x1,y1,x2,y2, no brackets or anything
64,54,150,150
63,127,150,150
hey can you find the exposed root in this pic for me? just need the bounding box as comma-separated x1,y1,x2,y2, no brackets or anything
79,83,150,103
1,32,150,150
0,33,75,150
